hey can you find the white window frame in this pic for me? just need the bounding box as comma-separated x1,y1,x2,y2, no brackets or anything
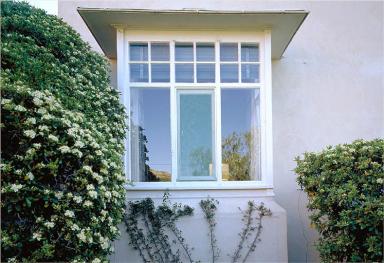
117,29,273,190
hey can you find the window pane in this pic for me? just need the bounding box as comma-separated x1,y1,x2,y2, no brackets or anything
197,43,215,61
151,63,170,82
130,88,171,182
130,63,148,82
130,43,148,61
175,43,193,61
241,64,259,83
221,89,261,181
178,91,214,179
220,64,238,82
197,63,215,83
176,63,194,83
151,43,169,61
241,44,259,62
220,43,238,61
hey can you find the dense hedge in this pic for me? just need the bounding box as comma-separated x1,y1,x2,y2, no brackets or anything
1,1,127,262
295,139,384,262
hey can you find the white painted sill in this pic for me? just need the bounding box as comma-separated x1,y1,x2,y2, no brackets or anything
124,181,273,191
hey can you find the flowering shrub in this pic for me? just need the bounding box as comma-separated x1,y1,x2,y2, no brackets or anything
1,1,127,262
295,139,384,262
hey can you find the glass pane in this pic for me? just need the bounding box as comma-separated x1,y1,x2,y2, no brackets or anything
197,43,215,61
220,64,238,82
178,92,214,179
220,43,238,61
241,44,259,62
241,64,259,83
175,63,194,83
197,64,215,83
130,88,171,182
221,89,261,181
130,63,148,82
151,43,169,61
130,43,148,61
151,63,170,82
175,43,193,61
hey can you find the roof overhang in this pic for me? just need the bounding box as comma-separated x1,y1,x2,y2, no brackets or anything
78,8,308,59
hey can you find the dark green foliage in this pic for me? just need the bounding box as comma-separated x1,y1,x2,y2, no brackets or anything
295,139,384,262
124,193,195,263
1,1,127,262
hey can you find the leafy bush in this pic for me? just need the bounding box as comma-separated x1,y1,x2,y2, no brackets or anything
295,139,384,262
1,1,127,262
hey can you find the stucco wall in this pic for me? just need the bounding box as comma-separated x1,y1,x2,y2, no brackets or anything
59,1,384,262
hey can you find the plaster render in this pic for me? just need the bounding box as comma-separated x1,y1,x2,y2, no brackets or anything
59,1,384,262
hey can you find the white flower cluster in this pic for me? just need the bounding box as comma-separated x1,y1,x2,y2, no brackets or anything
2,35,127,261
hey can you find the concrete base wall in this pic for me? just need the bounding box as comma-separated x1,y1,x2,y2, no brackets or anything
110,190,287,263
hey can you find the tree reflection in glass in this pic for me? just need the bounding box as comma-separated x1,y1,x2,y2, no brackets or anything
221,89,261,181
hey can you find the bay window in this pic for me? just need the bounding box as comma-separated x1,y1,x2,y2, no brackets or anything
122,31,272,189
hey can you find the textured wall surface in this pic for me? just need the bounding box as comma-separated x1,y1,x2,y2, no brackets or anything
59,1,384,261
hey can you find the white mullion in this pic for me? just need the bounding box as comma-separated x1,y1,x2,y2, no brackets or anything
148,42,152,83
215,41,222,183
238,42,242,83
170,41,177,184
117,29,131,181
262,30,273,187
193,42,197,83
128,83,170,88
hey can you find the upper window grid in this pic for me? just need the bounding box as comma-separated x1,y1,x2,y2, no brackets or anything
129,42,170,83
128,42,260,84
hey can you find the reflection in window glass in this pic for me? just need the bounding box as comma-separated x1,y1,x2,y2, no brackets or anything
241,64,259,83
178,91,214,180
197,43,215,61
151,63,170,82
151,43,170,61
130,88,171,182
220,43,238,61
197,64,215,83
176,63,194,83
221,89,261,181
241,44,259,62
175,43,193,61
130,43,148,61
130,63,148,82
220,64,238,83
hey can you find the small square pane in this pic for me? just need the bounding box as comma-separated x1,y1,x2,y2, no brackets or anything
241,44,259,62
220,64,238,83
241,64,259,83
175,43,193,61
151,63,170,82
130,43,148,61
151,43,169,61
197,43,215,61
130,63,148,82
220,43,238,61
176,63,194,83
197,63,215,83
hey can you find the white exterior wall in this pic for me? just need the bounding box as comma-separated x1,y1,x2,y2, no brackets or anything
59,1,384,262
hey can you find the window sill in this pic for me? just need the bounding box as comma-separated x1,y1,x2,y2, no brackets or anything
124,181,273,191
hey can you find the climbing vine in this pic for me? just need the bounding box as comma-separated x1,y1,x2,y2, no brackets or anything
200,198,220,263
231,201,272,263
125,195,272,263
124,193,195,263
